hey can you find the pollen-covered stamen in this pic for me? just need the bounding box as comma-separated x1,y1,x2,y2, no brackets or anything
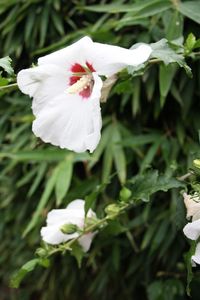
67,74,93,95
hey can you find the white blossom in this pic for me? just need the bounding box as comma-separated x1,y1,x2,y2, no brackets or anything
17,36,152,153
41,199,96,252
183,192,200,220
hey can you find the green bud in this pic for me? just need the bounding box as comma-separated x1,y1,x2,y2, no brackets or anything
60,223,78,234
105,204,121,216
85,217,98,227
36,248,47,258
120,187,132,201
193,159,200,169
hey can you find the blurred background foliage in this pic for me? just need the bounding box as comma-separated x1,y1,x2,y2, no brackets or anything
0,0,200,299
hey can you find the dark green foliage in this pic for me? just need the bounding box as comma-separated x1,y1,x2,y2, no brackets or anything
0,0,200,299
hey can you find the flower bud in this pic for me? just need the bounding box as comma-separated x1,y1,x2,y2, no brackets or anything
36,248,47,257
120,187,132,201
60,223,78,234
105,204,121,216
193,159,200,169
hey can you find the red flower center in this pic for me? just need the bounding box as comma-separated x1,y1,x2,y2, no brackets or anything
69,62,95,99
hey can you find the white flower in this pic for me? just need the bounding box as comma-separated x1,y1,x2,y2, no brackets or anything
41,199,96,252
192,242,200,265
183,219,200,240
183,192,200,220
17,36,152,153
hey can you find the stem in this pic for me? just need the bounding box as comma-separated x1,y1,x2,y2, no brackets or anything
177,171,194,181
0,83,18,91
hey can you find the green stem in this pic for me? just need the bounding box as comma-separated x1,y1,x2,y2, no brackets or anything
48,203,130,257
0,83,18,91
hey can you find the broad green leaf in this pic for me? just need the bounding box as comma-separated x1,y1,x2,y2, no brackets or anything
55,155,74,206
0,56,13,74
151,39,192,76
178,1,200,24
129,170,185,202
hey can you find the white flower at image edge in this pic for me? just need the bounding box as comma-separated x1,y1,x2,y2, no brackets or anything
17,36,152,153
183,219,200,266
41,199,96,252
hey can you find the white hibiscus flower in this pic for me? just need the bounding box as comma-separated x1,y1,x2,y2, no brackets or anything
17,36,152,152
183,192,200,220
41,199,96,252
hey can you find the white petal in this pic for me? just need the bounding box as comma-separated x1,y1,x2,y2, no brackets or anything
67,199,85,211
78,232,96,252
192,243,200,265
38,36,93,68
183,219,200,240
46,209,84,227
17,64,67,115
183,192,200,220
41,225,78,245
90,42,152,76
38,36,151,76
32,73,102,153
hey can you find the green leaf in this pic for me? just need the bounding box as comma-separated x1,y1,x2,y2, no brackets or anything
151,39,192,76
140,137,162,173
122,133,161,148
129,170,185,202
71,241,85,268
0,56,13,74
178,1,200,24
184,241,196,296
112,124,126,184
132,77,141,115
0,149,91,162
185,33,196,53
85,182,108,215
82,0,171,14
0,77,9,86
159,64,177,107
10,258,49,288
55,155,74,206
102,143,113,183
23,166,59,236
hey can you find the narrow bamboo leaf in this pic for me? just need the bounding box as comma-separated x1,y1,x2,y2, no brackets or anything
132,77,141,115
178,1,200,24
23,167,59,236
89,124,112,168
159,64,177,107
55,155,74,206
140,138,162,173
82,0,171,13
10,257,50,288
112,125,126,184
102,144,113,183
